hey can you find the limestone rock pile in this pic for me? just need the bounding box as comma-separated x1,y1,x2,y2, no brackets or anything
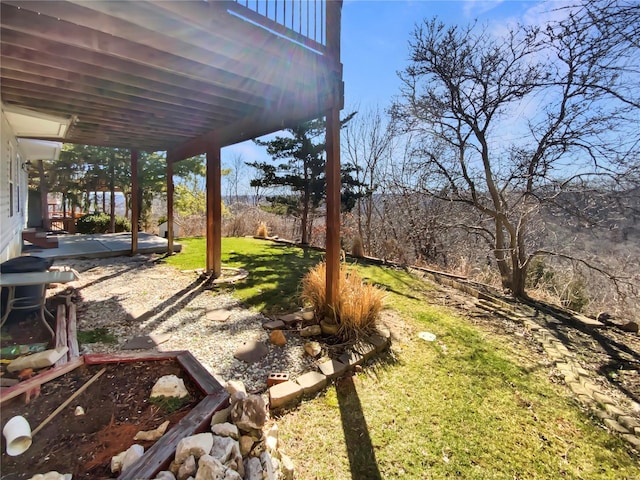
151,380,295,480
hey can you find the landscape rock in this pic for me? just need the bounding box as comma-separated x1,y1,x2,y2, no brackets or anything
230,394,267,431
155,471,176,480
304,341,322,357
121,444,144,472
300,325,321,337
175,433,214,464
168,460,180,475
249,439,266,458
111,451,126,473
195,455,227,480
151,375,189,399
27,473,72,480
225,380,247,397
264,424,278,455
243,457,263,480
210,406,231,426
278,313,302,324
295,371,327,394
229,391,247,407
239,435,254,456
597,311,612,323
211,422,239,439
177,455,197,480
280,453,295,480
74,406,85,416
620,321,639,333
210,436,244,477
260,451,276,480
134,420,170,441
262,320,285,330
269,380,303,408
317,359,348,379
269,330,287,346
224,471,242,480
233,340,269,363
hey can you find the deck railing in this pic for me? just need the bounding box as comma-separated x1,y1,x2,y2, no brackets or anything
229,0,326,52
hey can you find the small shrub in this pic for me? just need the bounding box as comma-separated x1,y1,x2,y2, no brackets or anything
256,222,269,238
302,262,385,341
351,235,365,258
76,213,131,234
114,216,131,233
561,278,590,312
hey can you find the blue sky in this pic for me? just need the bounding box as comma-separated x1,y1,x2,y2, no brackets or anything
341,0,543,108
223,0,559,189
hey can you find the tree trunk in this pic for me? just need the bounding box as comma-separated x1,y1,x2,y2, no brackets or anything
510,260,527,298
301,186,310,244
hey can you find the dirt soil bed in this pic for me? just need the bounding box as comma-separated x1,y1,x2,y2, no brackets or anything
1,360,205,480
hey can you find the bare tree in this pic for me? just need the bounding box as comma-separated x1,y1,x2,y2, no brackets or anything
343,105,395,254
391,0,640,298
225,153,246,205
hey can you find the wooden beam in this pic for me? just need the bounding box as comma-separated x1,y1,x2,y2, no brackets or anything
0,32,266,111
1,3,287,105
0,357,84,404
206,139,222,277
0,77,234,128
0,52,253,117
169,89,334,160
71,0,329,85
130,149,139,255
167,153,175,255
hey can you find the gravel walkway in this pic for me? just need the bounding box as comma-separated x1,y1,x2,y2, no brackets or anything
52,254,316,392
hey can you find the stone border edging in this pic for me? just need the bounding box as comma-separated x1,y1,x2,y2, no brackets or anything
474,297,640,450
266,331,391,409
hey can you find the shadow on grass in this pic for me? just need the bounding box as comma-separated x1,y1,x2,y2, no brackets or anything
336,374,382,480
223,244,323,313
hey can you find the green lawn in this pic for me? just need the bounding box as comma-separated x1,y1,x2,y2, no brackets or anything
162,237,324,313
163,237,638,479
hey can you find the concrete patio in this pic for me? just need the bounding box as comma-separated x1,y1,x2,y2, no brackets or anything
22,232,181,261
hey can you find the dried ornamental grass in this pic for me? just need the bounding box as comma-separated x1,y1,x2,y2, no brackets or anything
302,262,385,341
351,235,365,258
256,222,269,238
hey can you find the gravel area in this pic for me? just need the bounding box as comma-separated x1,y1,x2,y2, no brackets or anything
50,254,317,392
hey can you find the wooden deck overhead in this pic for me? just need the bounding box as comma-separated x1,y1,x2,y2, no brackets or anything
1,0,341,154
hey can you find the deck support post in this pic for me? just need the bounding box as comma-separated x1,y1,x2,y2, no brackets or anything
206,140,222,277
166,153,175,254
109,160,116,233
325,0,343,314
130,149,139,255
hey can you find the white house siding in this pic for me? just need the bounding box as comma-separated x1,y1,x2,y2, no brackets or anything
0,109,28,262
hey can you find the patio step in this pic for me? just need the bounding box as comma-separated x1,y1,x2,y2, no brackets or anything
22,229,59,249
